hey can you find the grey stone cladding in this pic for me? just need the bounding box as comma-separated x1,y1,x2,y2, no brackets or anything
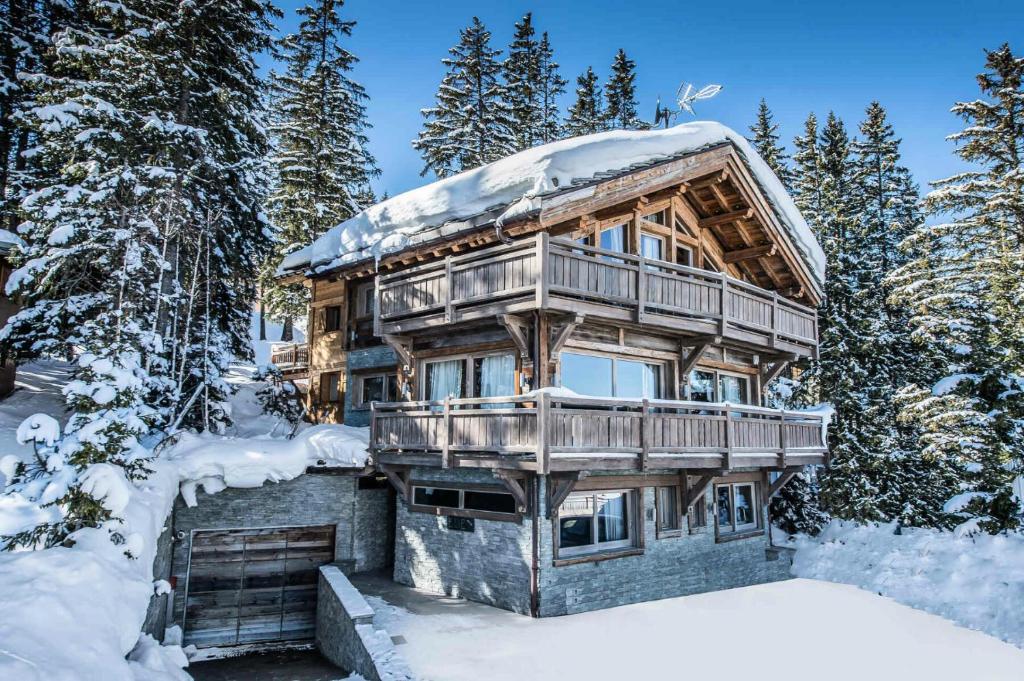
535,474,792,617
344,345,397,427
168,471,389,630
392,467,533,614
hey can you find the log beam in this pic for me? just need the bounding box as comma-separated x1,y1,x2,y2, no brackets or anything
683,473,717,513
547,472,588,518
768,467,803,499
698,208,754,230
723,243,777,264
493,471,529,512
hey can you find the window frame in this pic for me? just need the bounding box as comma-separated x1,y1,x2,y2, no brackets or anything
688,489,708,533
409,481,521,522
418,350,517,401
639,231,667,263
714,481,763,540
685,366,754,406
555,489,640,560
354,370,400,409
355,282,375,319
319,371,343,403
656,485,682,538
559,349,665,400
323,305,343,333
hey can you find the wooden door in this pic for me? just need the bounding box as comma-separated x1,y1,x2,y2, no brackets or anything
183,525,336,648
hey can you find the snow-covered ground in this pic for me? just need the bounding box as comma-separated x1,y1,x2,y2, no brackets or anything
792,520,1024,648
367,578,1024,681
0,359,71,477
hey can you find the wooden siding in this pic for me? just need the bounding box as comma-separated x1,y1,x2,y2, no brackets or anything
371,394,827,473
375,233,818,357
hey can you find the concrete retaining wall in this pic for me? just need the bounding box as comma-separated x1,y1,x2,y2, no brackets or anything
316,566,415,681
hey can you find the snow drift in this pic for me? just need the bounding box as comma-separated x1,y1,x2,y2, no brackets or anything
282,121,825,286
792,520,1024,648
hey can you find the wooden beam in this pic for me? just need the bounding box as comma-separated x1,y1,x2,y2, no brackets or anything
499,314,532,360
683,474,716,512
547,472,588,518
698,208,754,230
776,285,806,299
549,313,584,357
379,466,409,501
493,471,529,512
760,358,792,387
679,339,716,385
382,334,413,368
722,243,777,264
768,467,803,499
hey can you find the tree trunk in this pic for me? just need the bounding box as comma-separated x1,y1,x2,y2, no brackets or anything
258,300,267,341
281,316,293,342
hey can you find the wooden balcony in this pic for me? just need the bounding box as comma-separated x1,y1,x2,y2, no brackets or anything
270,342,309,378
376,233,818,357
370,393,828,473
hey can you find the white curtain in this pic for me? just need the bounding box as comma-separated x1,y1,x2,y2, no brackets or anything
597,492,628,542
428,360,463,401
478,354,514,408
600,225,625,253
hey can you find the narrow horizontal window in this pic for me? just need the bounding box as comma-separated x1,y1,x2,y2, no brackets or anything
411,485,517,518
413,487,460,509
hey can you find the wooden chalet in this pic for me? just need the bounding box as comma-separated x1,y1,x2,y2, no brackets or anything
277,123,829,617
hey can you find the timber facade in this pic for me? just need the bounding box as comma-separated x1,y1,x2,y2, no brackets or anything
279,137,827,618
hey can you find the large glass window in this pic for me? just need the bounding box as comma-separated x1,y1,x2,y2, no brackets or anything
640,233,665,261
600,224,626,253
473,354,515,400
686,369,751,405
558,490,636,557
719,374,749,404
357,372,399,407
716,482,760,536
561,352,661,399
422,352,516,406
688,369,716,402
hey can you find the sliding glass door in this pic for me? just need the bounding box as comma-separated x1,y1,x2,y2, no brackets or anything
560,351,661,399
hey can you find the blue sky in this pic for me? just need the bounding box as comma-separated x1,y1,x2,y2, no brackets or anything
267,0,1024,199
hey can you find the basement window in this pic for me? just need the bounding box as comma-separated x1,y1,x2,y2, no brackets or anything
656,486,681,536
411,485,518,519
557,490,637,558
715,482,761,537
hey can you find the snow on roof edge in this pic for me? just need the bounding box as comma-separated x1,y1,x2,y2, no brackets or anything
279,122,825,288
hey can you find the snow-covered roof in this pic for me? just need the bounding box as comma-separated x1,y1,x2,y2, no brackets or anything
0,228,24,254
281,122,825,286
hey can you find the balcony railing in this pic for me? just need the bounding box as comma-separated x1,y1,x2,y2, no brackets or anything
375,233,818,357
270,342,309,370
370,393,828,473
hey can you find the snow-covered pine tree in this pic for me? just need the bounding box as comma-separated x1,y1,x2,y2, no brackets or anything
791,112,826,232
1,0,275,548
564,66,604,137
747,99,793,190
852,101,959,527
604,49,647,130
536,31,566,144
889,44,1024,533
263,0,379,336
503,12,540,151
414,17,515,178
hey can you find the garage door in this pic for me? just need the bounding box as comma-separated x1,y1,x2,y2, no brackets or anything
183,525,336,648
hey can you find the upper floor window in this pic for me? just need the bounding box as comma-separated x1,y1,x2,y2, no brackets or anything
356,371,399,408
560,351,661,399
323,305,342,332
319,371,342,403
422,351,515,402
600,224,626,253
356,282,375,318
687,369,751,405
640,232,665,262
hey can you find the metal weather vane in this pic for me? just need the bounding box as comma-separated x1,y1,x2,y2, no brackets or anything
654,81,724,128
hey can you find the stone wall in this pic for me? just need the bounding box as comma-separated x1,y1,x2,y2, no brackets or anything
168,471,389,629
344,345,397,427
354,483,392,573
316,566,415,681
535,475,791,617
392,468,532,614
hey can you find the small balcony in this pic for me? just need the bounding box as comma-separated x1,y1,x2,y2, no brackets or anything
370,393,828,473
376,233,818,358
270,342,309,378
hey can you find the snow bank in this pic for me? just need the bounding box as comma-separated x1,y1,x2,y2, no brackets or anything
0,367,370,680
284,122,825,286
792,520,1024,648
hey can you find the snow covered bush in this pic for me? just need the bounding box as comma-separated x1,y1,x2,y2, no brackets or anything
254,365,306,433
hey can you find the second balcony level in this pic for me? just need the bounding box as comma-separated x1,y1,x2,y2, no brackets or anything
375,232,818,358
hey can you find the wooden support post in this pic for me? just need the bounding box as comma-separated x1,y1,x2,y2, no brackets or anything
779,412,788,468
441,395,451,469
637,255,646,323
537,390,550,474
724,408,733,470
444,255,454,323
640,398,651,471
535,231,550,308
499,314,532,360
769,291,779,349
719,273,729,336
679,340,716,388
546,471,587,518
380,466,409,501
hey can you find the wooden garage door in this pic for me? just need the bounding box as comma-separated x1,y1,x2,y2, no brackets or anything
183,525,336,648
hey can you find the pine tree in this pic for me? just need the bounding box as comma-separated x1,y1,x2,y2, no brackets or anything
748,99,793,190
414,17,514,178
889,44,1024,533
503,12,540,151
0,0,276,548
564,66,604,137
791,113,825,233
604,49,646,130
263,0,378,332
536,31,566,144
